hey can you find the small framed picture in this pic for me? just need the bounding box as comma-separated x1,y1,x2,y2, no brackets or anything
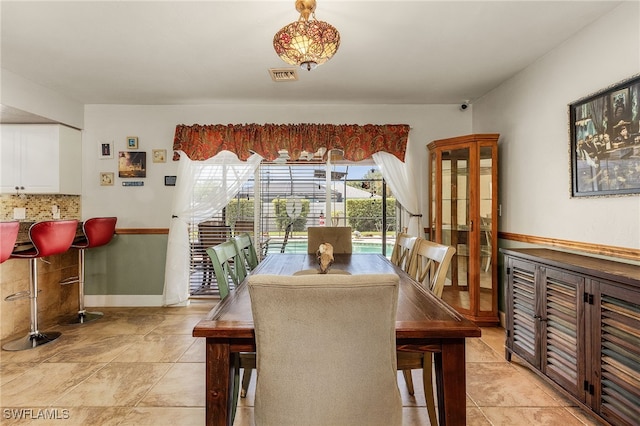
164,175,177,186
127,136,139,149
100,141,113,159
100,172,114,186
152,149,167,163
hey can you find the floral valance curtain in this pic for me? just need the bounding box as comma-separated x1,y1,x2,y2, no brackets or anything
173,123,410,162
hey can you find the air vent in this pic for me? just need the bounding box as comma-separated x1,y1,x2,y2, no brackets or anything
269,68,299,82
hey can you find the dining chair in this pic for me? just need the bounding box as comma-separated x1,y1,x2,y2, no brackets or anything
233,219,272,258
390,233,420,411
407,238,456,298
306,226,352,254
206,239,247,300
390,232,417,272
206,241,255,407
233,233,259,272
248,273,402,426
231,233,261,396
198,221,231,287
397,238,456,425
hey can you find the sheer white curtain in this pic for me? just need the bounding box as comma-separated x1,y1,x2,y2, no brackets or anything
372,151,423,237
162,150,263,306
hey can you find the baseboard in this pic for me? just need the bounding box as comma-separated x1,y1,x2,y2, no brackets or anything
84,295,165,307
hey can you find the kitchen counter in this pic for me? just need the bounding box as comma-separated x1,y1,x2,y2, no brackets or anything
1,222,81,340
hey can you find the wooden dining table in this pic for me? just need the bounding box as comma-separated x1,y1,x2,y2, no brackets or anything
193,253,482,426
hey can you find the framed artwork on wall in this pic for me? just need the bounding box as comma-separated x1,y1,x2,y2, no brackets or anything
118,151,146,178
569,74,640,197
152,149,167,163
127,136,139,149
100,172,114,186
100,141,113,159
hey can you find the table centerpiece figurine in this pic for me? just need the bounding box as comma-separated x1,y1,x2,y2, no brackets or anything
316,242,334,274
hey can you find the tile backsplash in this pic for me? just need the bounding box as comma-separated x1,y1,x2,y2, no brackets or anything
0,194,81,221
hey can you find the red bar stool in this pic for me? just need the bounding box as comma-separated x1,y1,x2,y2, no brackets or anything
0,221,20,264
62,217,117,324
3,220,78,351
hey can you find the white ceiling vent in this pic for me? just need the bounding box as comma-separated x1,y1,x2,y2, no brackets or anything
269,68,298,82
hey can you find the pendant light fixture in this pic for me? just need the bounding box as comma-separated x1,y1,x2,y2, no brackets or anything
273,0,340,71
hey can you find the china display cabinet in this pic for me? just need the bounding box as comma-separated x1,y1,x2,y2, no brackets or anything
427,134,499,326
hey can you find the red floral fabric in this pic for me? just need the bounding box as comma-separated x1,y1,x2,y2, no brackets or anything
172,123,409,162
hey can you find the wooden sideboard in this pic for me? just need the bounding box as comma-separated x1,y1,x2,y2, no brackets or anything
502,248,640,426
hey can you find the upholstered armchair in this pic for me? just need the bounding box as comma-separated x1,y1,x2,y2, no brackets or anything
306,226,353,254
248,273,402,426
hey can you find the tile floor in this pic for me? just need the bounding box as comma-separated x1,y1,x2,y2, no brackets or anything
0,300,601,425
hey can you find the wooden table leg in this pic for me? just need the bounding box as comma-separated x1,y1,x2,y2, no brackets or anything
206,339,236,426
434,338,466,426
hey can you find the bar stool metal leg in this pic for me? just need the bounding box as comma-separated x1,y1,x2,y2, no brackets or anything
3,258,61,351
70,248,103,324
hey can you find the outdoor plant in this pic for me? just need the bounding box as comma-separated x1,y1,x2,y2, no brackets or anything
226,198,254,227
346,198,396,232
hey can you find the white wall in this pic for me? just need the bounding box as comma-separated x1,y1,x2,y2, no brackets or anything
473,2,640,250
1,69,84,129
82,104,472,227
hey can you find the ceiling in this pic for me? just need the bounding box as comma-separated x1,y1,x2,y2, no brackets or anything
0,0,622,116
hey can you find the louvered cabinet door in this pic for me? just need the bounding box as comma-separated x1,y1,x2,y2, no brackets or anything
540,267,585,400
506,258,539,367
591,281,640,426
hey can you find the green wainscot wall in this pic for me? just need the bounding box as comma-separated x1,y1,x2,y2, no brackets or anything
85,234,168,295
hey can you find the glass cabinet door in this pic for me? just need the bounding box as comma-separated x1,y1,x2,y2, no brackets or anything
441,147,470,310
478,146,494,315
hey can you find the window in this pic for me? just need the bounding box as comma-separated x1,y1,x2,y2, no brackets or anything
188,158,401,297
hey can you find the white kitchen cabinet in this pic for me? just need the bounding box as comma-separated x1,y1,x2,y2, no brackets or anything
1,124,81,194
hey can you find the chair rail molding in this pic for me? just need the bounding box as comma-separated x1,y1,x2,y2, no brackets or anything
498,232,640,262
115,228,168,235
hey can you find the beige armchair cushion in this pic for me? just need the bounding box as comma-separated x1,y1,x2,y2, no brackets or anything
307,226,353,254
248,273,402,426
